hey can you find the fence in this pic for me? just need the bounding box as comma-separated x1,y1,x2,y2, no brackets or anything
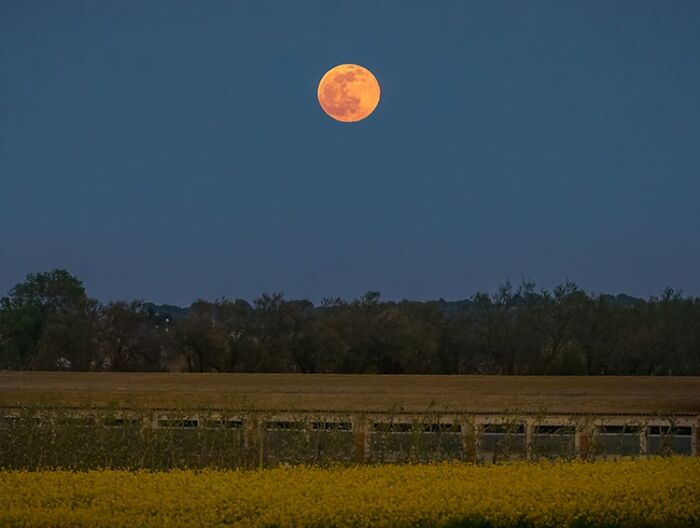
1,407,697,470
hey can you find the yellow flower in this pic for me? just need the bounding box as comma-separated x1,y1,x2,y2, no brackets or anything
0,458,699,527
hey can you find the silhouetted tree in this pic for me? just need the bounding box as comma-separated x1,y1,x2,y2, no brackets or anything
0,270,95,370
2,269,700,375
98,301,162,371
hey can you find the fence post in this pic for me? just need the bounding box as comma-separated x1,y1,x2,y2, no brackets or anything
639,425,647,456
352,414,368,463
577,424,591,460
525,420,534,460
242,413,261,468
461,417,477,462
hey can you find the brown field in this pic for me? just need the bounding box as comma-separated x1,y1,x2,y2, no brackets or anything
1,372,699,414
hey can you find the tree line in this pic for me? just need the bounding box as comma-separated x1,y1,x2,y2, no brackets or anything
1,269,699,375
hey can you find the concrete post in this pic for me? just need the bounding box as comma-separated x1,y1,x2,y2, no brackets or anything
461,418,477,462
352,414,368,463
525,420,534,460
242,413,262,468
143,414,154,431
639,426,647,456
577,426,592,460
242,413,257,450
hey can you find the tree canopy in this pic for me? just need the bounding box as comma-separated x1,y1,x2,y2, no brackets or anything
1,270,699,375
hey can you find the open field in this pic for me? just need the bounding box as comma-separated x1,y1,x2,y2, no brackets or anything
2,458,698,527
2,372,700,414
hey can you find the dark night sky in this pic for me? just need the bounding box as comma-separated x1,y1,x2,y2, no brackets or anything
1,1,699,305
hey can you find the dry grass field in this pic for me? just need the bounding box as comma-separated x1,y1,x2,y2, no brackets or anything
1,372,699,414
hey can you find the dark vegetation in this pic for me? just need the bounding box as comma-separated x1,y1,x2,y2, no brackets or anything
1,269,699,375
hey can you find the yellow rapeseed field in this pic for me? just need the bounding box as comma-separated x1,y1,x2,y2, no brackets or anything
1,458,698,527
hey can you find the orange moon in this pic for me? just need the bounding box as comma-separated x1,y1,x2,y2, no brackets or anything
317,64,381,122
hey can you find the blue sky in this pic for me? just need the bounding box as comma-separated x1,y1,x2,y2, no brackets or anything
1,1,699,304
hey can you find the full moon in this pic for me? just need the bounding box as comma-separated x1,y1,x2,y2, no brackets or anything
317,64,381,122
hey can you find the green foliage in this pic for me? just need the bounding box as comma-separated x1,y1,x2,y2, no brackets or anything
0,270,93,370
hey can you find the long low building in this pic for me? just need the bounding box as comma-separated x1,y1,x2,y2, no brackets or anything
1,372,699,463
